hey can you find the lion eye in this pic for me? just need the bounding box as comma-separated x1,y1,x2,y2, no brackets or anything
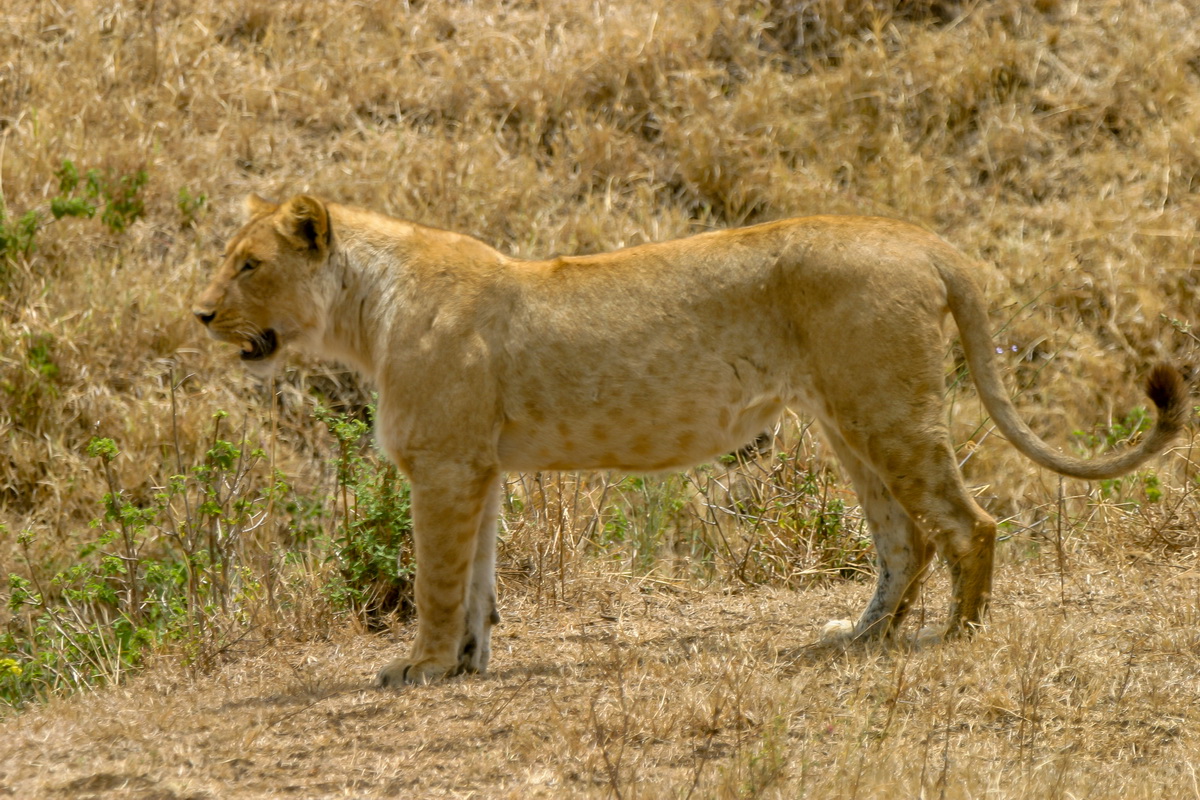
239,259,258,275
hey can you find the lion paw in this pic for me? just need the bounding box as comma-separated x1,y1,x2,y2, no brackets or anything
375,657,458,688
820,619,855,642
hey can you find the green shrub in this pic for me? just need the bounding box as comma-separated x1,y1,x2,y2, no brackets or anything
315,406,415,627
2,414,284,709
52,159,148,233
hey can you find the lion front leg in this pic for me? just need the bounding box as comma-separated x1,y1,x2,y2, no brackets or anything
376,462,497,687
460,477,502,674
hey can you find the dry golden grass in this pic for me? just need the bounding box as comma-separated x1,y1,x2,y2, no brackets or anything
2,551,1199,798
1,0,1199,796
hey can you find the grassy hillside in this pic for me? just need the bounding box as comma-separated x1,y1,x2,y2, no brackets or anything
1,0,1198,796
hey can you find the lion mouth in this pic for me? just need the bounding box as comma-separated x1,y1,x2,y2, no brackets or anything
240,329,279,362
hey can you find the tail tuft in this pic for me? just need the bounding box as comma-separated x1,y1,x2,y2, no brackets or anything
1145,363,1190,433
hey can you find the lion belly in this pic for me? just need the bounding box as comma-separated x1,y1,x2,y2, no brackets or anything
495,363,799,473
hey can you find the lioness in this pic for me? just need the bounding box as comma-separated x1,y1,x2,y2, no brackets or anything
194,195,1187,686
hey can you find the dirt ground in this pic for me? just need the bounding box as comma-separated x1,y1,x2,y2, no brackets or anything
3,543,1199,799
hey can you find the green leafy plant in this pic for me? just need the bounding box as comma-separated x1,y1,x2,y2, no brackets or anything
1073,408,1162,503
0,394,422,710
315,405,415,626
0,203,40,261
0,159,150,287
593,475,689,575
684,442,869,586
0,332,62,436
52,159,148,233
1073,407,1153,452
1,413,286,709
177,186,208,228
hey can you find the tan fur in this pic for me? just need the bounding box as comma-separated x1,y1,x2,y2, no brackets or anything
194,195,1188,685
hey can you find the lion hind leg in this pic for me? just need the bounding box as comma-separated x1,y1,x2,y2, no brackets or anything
875,439,998,640
376,463,496,688
818,425,935,643
937,506,997,638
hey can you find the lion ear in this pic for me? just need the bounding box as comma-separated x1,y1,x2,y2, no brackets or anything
244,193,278,219
275,195,331,256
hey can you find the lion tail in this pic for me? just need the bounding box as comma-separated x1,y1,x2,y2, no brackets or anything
936,251,1188,481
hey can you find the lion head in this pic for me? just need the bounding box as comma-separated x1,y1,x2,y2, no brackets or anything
193,194,333,371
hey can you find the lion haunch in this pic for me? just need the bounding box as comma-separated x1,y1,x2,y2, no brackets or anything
194,194,1188,686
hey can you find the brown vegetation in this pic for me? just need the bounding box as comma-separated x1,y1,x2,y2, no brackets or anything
0,0,1198,796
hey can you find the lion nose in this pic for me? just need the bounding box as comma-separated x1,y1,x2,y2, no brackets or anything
194,308,216,325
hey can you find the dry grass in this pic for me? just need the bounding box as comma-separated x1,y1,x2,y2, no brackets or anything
2,552,1199,798
1,0,1199,796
